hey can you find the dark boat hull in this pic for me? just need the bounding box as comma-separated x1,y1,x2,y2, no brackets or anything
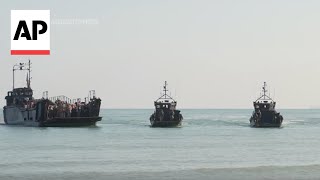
149,113,182,127
250,113,283,128
150,119,182,127
249,103,283,128
40,116,102,127
250,120,282,128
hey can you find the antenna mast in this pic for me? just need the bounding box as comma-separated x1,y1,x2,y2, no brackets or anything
163,81,168,98
262,82,267,99
12,60,32,89
155,81,175,102
28,59,31,88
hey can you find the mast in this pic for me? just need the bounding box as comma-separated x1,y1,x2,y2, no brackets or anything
155,81,175,102
262,82,267,99
163,81,168,98
28,60,31,88
255,82,274,102
12,60,32,89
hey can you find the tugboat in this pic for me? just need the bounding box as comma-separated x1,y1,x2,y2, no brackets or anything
149,81,183,127
3,60,102,127
250,82,283,127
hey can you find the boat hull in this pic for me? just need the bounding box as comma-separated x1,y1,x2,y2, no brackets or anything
250,120,282,128
249,112,283,128
150,119,182,127
3,104,102,127
149,112,182,127
40,117,102,127
3,106,38,126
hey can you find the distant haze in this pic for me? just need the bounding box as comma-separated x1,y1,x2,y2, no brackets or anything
0,0,319,109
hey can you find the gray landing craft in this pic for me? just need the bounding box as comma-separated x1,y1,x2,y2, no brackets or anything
250,82,283,127
149,81,183,127
3,61,102,127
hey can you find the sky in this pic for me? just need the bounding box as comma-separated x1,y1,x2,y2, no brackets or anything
0,0,320,109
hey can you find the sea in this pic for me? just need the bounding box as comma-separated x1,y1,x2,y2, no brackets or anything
1,109,320,180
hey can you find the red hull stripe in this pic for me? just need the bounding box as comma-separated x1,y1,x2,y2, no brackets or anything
11,50,50,55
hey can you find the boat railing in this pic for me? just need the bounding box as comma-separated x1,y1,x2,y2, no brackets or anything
41,90,97,105
47,95,73,104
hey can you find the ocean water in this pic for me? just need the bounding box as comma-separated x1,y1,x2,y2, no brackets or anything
1,109,320,180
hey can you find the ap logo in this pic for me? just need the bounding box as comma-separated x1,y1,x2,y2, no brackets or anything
11,10,50,55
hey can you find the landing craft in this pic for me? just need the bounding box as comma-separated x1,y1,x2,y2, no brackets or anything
149,81,183,127
3,60,102,127
249,82,283,127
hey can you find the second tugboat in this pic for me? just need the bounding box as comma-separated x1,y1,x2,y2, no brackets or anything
3,61,102,127
149,81,183,127
249,82,283,127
